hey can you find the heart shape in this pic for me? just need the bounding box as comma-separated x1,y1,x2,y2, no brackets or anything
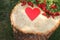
25,7,40,21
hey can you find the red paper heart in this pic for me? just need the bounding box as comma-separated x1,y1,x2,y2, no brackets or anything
25,7,40,21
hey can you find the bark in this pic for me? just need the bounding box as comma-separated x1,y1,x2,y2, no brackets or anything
13,27,48,40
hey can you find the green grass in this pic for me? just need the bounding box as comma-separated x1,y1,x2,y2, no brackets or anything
0,0,18,40
0,0,60,40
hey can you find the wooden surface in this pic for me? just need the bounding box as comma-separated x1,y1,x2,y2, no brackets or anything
0,0,60,40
